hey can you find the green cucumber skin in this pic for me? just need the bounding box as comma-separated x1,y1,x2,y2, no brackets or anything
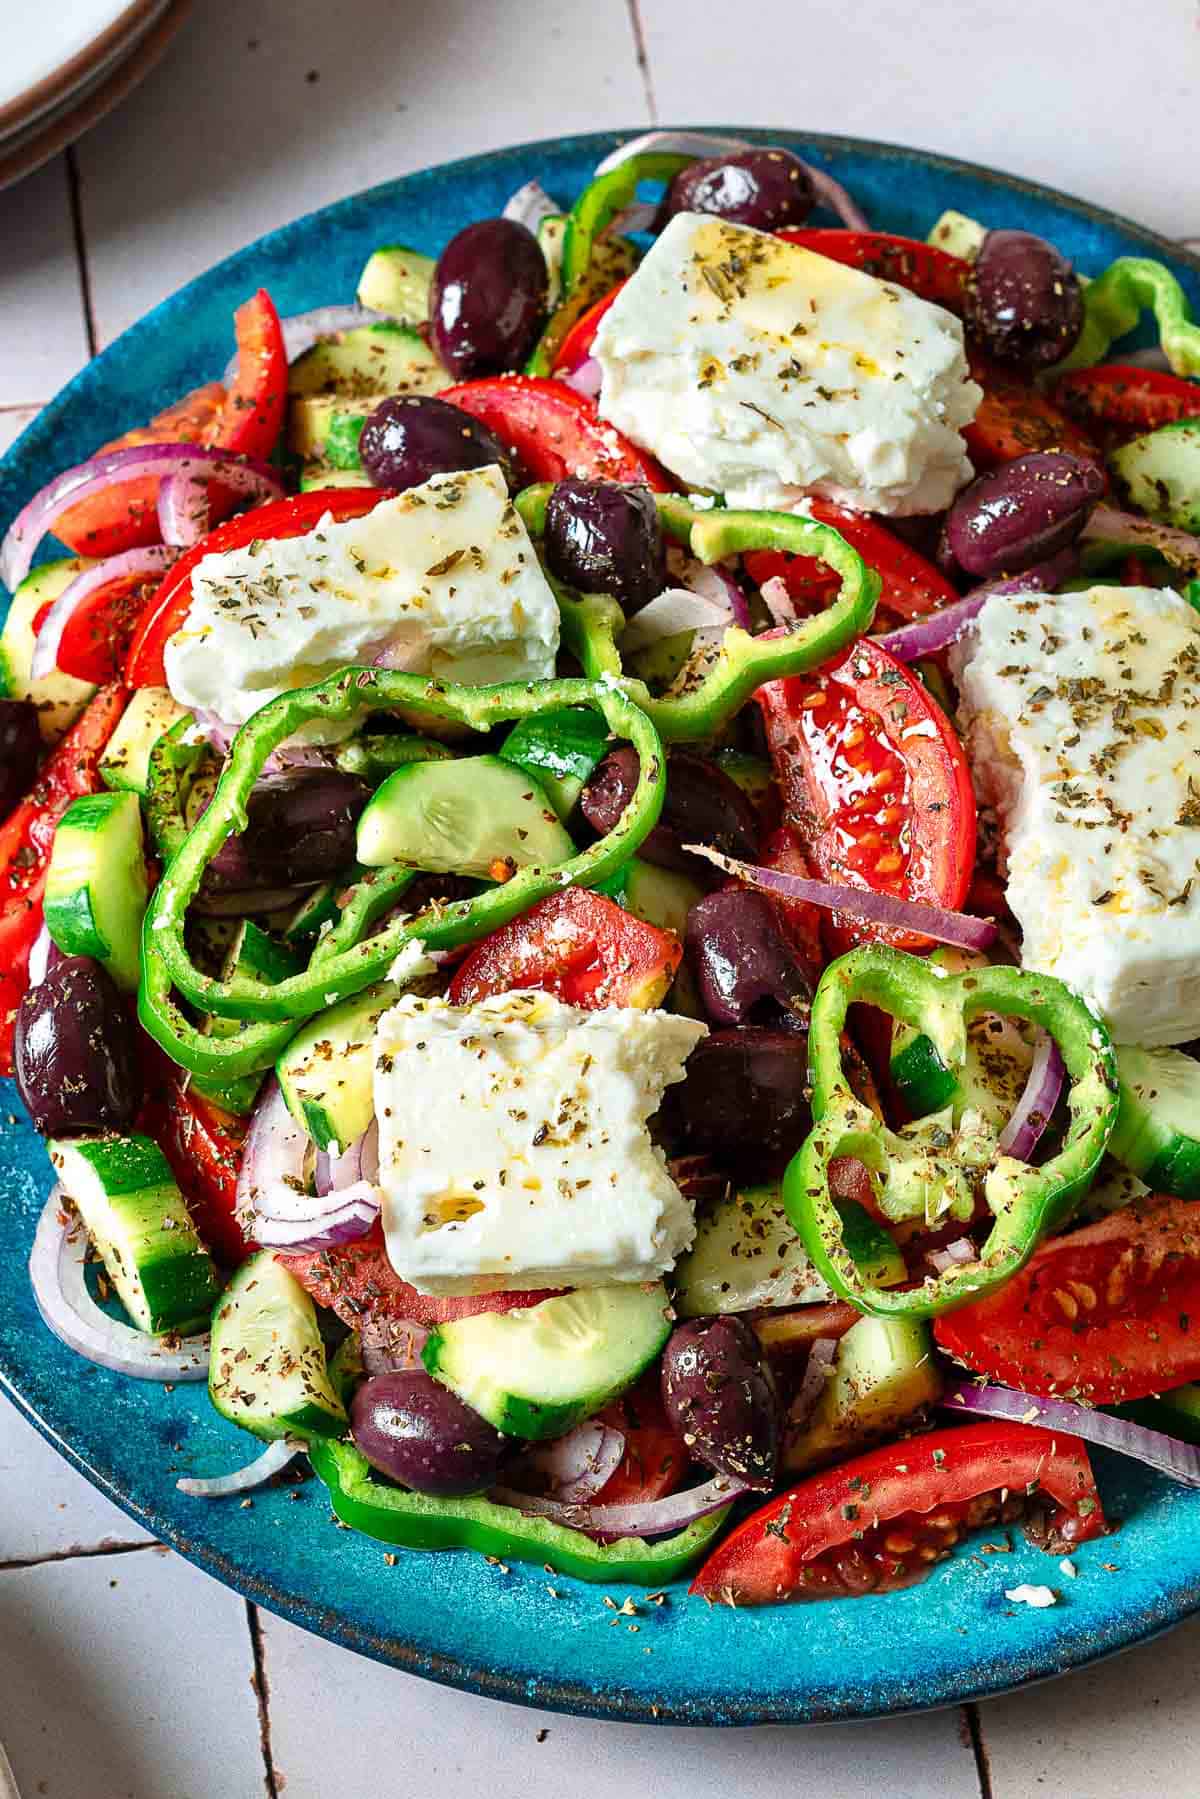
499,708,610,821
422,1329,643,1443
1109,1046,1200,1199
44,790,147,991
43,882,108,962
889,1033,959,1118
209,1253,347,1442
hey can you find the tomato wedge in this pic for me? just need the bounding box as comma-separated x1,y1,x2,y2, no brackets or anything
551,281,628,374
439,376,670,489
447,887,681,1011
280,1226,561,1330
33,565,163,685
148,1079,252,1268
592,1371,687,1505
935,1196,1200,1405
125,487,390,687
1052,363,1200,446
744,500,959,624
756,638,976,954
690,1421,1106,1605
965,354,1101,471
54,291,287,562
776,229,971,314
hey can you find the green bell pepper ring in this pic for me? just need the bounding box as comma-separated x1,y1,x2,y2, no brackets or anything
517,486,881,742
1054,257,1200,378
141,671,665,1028
308,1437,729,1585
784,944,1119,1319
144,713,208,864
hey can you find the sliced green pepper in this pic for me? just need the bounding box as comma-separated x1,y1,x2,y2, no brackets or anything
784,944,1119,1318
517,486,880,742
144,714,208,864
1054,257,1200,377
309,1437,728,1585
141,671,665,1035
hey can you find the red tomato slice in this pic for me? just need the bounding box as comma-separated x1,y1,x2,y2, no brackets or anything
551,281,628,374
776,229,971,314
592,1371,688,1505
32,566,162,685
756,638,976,954
213,289,288,460
279,1227,562,1330
1052,363,1200,445
744,499,959,625
755,826,825,981
935,1197,1200,1404
690,1421,1106,1605
125,487,390,687
448,887,681,1011
439,376,670,489
965,354,1101,471
148,1080,253,1268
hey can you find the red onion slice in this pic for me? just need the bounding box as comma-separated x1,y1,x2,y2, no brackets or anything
223,305,396,383
619,587,732,654
786,1335,839,1436
237,1081,381,1251
360,1316,429,1375
502,179,560,233
686,845,998,953
490,1470,746,1543
29,1191,209,1381
799,164,870,231
593,130,751,177
521,1420,627,1503
996,1030,1065,1161
177,1437,302,1498
759,574,797,625
158,469,211,548
561,356,603,399
941,1378,1200,1488
926,1236,978,1274
674,555,752,630
1083,503,1200,573
30,544,177,681
872,550,1083,664
1,442,284,592
603,200,659,238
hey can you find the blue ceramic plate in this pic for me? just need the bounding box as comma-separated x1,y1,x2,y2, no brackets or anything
2,130,1199,1726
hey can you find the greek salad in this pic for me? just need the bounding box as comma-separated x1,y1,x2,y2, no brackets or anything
5,131,1200,1607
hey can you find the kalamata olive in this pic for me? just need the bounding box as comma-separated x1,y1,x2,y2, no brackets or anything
660,1026,811,1167
660,1315,780,1489
542,480,666,615
350,1369,510,1497
430,218,548,379
686,889,812,1029
940,451,1105,579
659,149,815,233
580,748,758,879
966,229,1084,371
358,394,518,494
0,698,41,819
200,771,370,896
15,955,141,1136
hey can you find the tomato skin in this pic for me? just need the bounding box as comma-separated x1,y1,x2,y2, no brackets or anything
0,683,127,1071
592,1371,688,1505
965,354,1101,471
448,887,681,1011
935,1197,1200,1404
745,499,959,626
1052,363,1200,445
216,289,288,460
776,229,971,313
439,376,670,489
149,1081,253,1268
551,281,628,374
42,567,162,684
690,1421,1106,1605
756,638,976,955
280,1227,561,1329
125,487,391,686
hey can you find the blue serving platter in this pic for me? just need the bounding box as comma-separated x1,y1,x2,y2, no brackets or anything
2,130,1199,1726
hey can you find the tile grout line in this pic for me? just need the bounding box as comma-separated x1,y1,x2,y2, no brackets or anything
246,1601,280,1799
963,1702,996,1799
63,144,99,360
0,1537,160,1573
623,0,658,122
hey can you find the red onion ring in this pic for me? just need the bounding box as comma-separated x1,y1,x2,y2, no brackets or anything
520,1420,627,1503
799,164,870,231
502,179,560,233
759,574,797,625
561,356,603,399
926,1236,978,1274
490,1470,746,1543
1083,503,1200,572
591,133,868,230
675,555,752,630
223,305,396,384
996,1030,1065,1161
158,468,211,548
237,1081,381,1252
786,1336,839,1436
177,1437,302,1498
30,543,177,681
873,549,1082,664
686,845,998,953
941,1378,1200,1488
29,1191,209,1381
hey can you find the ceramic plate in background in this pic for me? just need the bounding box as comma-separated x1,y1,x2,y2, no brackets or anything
1,130,1199,1726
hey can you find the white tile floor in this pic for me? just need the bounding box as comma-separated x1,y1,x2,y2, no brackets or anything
2,2,1199,1792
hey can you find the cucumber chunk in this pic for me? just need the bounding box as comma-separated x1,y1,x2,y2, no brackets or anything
209,1251,347,1442
424,1284,671,1440
99,687,190,795
0,558,98,742
44,790,149,992
1110,422,1200,532
288,323,449,476
191,922,302,1115
538,214,567,309
48,1134,221,1335
277,980,398,1152
356,755,574,878
357,244,436,321
298,465,374,493
674,1184,829,1317
1108,1044,1200,1199
499,706,611,820
890,946,1032,1128
926,208,986,261
784,1316,942,1475
601,857,703,939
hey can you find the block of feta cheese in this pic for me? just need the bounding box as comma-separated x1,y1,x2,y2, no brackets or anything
375,988,707,1293
954,583,1200,1045
164,464,559,737
593,212,981,516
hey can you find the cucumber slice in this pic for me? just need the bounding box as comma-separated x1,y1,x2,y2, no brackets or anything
209,1251,347,1442
43,790,149,992
499,706,611,820
191,922,302,1115
836,1199,907,1289
1108,1044,1200,1199
48,1135,221,1335
99,687,190,795
298,464,374,493
600,857,703,938
785,1315,942,1475
674,1184,829,1317
624,628,695,692
0,558,98,742
289,323,449,405
277,980,398,1152
890,946,1032,1128
538,213,567,309
356,755,574,877
1110,422,1200,531
356,244,436,321
926,208,987,261
424,1284,671,1441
